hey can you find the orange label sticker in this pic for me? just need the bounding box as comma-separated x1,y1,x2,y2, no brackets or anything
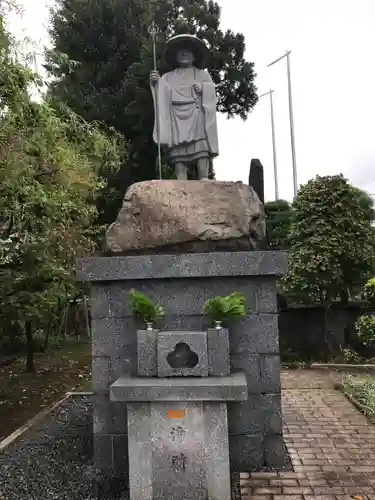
168,409,185,419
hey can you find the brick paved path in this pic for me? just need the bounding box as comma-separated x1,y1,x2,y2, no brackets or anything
240,369,375,500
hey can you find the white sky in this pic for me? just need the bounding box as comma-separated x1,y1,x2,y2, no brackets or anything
7,0,375,202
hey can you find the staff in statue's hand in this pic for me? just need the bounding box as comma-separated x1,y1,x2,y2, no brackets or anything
150,70,160,86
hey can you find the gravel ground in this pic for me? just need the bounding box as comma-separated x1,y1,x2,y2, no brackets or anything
0,396,128,500
0,396,291,500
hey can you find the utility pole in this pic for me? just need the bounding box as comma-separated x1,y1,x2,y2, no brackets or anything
259,89,279,200
268,50,298,198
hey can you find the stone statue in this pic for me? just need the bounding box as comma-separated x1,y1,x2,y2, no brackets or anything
150,34,219,180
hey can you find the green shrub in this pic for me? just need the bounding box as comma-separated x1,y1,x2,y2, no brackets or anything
203,292,246,325
355,315,375,348
341,347,361,364
364,277,375,305
126,290,164,324
341,375,375,422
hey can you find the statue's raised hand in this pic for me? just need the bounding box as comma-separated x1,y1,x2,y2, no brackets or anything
150,70,160,86
193,83,203,95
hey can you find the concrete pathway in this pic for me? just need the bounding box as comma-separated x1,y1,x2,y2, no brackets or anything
240,369,375,500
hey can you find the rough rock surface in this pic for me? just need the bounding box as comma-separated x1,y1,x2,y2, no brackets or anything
106,180,266,254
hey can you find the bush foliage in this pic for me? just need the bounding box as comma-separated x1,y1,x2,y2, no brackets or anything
364,278,375,305
0,12,123,367
355,315,375,349
282,175,375,306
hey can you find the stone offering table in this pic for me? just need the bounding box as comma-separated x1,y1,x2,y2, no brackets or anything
76,250,288,481
110,325,247,500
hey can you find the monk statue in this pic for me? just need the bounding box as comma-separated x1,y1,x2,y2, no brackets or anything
150,34,219,180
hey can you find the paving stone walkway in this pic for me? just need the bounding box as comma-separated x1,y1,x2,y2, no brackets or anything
240,369,375,500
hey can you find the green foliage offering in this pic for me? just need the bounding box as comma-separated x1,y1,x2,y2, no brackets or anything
203,292,246,325
47,0,258,223
364,277,375,305
0,9,123,368
355,315,375,348
127,290,164,324
264,199,293,249
282,175,375,306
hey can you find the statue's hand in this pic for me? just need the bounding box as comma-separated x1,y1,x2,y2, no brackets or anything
193,83,203,95
150,70,160,86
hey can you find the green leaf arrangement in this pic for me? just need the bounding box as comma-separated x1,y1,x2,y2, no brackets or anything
126,289,164,324
203,292,246,325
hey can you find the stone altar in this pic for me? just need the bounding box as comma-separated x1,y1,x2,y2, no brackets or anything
76,250,288,479
110,327,246,500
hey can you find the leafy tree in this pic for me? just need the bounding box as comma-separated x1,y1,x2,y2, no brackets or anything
46,0,258,224
352,187,375,222
0,12,123,370
264,199,293,249
282,175,375,350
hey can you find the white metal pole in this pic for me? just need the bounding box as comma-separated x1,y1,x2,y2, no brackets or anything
259,90,279,200
286,51,297,198
268,50,298,198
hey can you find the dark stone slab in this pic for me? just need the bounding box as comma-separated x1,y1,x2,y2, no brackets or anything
91,318,136,358
76,251,288,282
229,434,264,470
260,355,282,393
230,353,261,393
94,394,127,435
227,393,282,436
110,373,248,402
249,159,265,204
264,434,289,468
92,356,136,394
229,315,279,354
112,434,129,477
227,397,264,435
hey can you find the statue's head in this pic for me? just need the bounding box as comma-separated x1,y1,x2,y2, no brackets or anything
165,34,209,70
176,48,194,68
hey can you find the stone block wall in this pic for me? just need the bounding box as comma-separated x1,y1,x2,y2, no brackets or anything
76,251,287,477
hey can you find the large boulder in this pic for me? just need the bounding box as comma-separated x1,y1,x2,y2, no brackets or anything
105,180,266,254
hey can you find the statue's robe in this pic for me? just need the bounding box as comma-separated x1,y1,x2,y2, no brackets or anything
151,66,219,163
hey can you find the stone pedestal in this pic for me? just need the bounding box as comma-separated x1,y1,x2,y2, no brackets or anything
110,374,246,500
76,250,287,476
127,402,230,500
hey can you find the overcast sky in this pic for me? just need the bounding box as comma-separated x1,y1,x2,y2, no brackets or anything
8,0,375,202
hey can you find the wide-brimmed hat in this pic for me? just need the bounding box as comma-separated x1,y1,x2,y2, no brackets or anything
165,34,209,70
